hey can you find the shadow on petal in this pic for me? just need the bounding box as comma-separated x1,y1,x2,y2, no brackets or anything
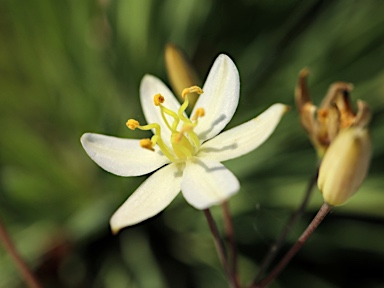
197,114,227,141
192,157,227,173
198,143,238,154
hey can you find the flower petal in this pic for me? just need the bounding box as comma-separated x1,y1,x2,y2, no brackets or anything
81,133,170,176
110,163,182,232
197,104,288,162
192,54,240,142
181,158,240,209
140,74,182,147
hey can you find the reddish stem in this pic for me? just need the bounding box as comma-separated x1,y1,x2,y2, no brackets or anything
222,201,240,288
0,219,42,288
253,202,332,288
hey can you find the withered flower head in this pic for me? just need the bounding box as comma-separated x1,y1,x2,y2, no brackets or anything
295,68,371,158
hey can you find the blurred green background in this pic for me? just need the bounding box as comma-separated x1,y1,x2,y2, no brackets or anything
1,0,384,287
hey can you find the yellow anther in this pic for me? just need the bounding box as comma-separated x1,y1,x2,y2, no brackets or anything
181,86,203,99
140,138,155,151
154,94,165,106
192,108,205,120
127,119,140,130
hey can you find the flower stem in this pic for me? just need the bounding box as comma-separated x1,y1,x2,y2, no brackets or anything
222,201,240,288
252,167,319,284
252,202,332,288
203,209,234,287
0,219,42,288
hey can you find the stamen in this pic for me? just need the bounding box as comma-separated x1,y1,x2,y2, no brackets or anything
136,122,178,162
181,86,203,99
127,119,140,130
153,136,177,162
192,108,205,121
178,95,191,124
128,86,205,163
158,104,179,131
137,123,161,135
140,138,155,151
154,94,165,106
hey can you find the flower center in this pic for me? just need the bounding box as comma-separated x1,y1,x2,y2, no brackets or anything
126,86,204,163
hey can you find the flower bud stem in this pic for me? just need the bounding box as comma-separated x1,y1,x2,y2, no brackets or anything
0,219,42,288
204,209,238,288
222,201,240,287
252,202,332,288
252,167,319,284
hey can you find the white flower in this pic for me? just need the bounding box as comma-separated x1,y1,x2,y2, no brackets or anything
81,54,287,233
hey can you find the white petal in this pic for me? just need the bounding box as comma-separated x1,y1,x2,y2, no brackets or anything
140,75,182,147
110,163,183,232
192,54,240,142
181,158,240,209
81,133,170,176
197,104,288,162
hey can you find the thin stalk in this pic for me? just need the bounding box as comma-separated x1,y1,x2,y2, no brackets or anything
203,209,234,288
252,167,319,284
0,219,42,288
253,202,332,288
222,201,240,288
